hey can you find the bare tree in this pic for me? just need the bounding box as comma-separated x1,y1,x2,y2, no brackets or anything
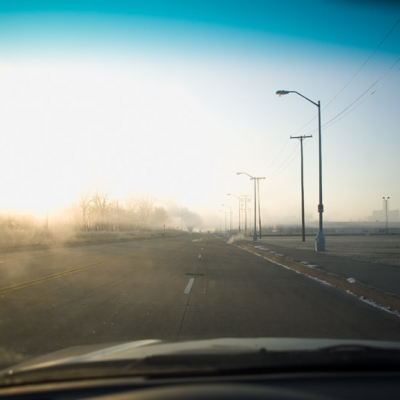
124,194,139,230
78,190,92,230
121,194,157,230
75,189,167,232
90,188,113,230
151,207,169,227
136,195,156,229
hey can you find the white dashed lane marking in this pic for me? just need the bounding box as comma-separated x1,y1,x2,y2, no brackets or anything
184,277,195,294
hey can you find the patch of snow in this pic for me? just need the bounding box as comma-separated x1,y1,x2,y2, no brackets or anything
227,233,246,244
346,290,400,317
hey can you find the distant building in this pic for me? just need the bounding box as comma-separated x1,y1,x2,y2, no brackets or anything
367,209,400,223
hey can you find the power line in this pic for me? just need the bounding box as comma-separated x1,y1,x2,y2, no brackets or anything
263,137,291,174
289,17,400,136
323,57,400,128
297,57,400,135
265,143,300,178
267,57,399,179
324,17,400,111
322,64,400,130
265,18,400,180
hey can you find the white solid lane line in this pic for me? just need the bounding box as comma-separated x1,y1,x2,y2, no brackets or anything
184,277,195,294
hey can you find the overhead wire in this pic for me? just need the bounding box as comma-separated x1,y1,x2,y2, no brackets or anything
265,142,300,178
323,17,400,111
300,56,400,135
263,137,291,174
288,17,400,136
323,57,400,127
323,64,400,130
263,17,399,179
266,136,314,179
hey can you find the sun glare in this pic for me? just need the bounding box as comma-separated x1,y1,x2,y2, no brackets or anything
0,5,399,223
0,57,229,215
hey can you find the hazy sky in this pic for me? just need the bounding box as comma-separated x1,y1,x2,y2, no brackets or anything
0,0,399,227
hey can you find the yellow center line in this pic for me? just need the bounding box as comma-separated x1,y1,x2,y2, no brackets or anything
0,250,147,295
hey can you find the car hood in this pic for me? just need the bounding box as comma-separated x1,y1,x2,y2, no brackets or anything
4,337,400,374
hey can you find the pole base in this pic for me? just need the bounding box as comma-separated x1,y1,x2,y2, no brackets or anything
315,231,326,251
253,232,258,241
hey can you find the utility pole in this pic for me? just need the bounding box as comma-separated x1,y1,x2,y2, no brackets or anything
241,195,251,236
257,179,262,238
221,204,232,233
227,193,241,233
237,173,265,241
219,210,227,234
181,212,188,231
291,135,312,242
383,197,390,234
252,177,265,241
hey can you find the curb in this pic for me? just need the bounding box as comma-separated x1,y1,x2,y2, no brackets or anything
237,244,400,314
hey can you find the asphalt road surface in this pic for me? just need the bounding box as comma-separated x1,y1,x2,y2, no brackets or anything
1,233,400,361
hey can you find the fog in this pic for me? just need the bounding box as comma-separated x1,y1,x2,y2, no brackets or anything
0,1,399,232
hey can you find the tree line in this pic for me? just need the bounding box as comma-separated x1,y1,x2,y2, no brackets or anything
76,189,168,231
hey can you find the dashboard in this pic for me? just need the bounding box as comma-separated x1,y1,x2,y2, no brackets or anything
0,371,399,400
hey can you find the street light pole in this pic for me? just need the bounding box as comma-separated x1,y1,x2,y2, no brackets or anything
237,172,265,241
276,90,325,251
241,195,251,236
227,193,241,233
253,179,256,240
383,197,390,234
219,209,227,234
256,180,266,238
222,204,232,233
181,212,188,231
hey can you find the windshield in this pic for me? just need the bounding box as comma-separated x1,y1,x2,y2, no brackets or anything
0,0,400,371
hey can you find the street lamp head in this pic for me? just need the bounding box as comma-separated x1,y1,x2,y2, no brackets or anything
276,90,290,96
237,171,254,179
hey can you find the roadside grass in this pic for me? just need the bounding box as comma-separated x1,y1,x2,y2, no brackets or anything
0,225,181,249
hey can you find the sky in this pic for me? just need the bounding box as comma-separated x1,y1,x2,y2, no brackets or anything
0,0,399,228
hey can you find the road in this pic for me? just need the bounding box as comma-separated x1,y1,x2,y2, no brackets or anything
1,233,400,361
